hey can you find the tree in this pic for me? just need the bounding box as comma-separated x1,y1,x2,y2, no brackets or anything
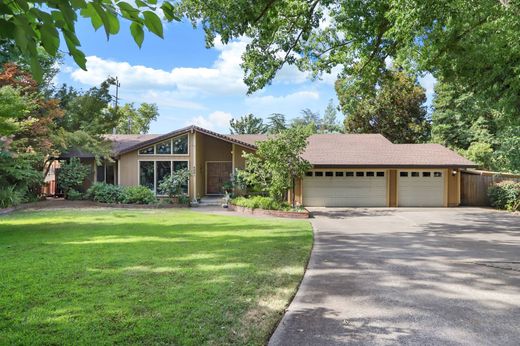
339,70,430,144
431,78,520,172
291,109,320,133
266,113,287,134
175,1,520,121
241,125,312,206
116,103,159,134
321,99,342,133
229,113,267,134
0,1,178,80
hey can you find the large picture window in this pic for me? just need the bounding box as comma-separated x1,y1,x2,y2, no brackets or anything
156,161,171,192
139,161,154,190
139,160,189,194
173,161,189,193
172,135,188,154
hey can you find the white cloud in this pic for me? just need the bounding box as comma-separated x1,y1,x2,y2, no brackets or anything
71,39,248,96
185,111,233,131
244,90,320,116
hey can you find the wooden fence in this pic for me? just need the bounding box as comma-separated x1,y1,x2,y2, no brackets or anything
461,171,520,206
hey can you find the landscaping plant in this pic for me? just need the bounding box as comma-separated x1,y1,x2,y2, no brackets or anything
488,181,520,211
241,125,312,207
86,182,125,204
121,185,156,204
57,158,91,199
158,168,191,200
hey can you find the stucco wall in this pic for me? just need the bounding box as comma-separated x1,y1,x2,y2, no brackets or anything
447,168,461,207
388,169,397,207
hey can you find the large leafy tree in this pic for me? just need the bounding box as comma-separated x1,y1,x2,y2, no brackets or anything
241,125,312,206
431,78,520,172
229,113,267,134
291,108,320,133
339,70,430,144
115,103,159,134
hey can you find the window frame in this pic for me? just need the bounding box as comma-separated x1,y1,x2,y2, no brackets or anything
138,159,190,195
137,134,190,157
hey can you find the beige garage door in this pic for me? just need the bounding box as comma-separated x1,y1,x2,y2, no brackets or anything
303,171,387,207
398,170,444,207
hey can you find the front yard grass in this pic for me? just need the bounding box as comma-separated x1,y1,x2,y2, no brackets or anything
0,209,312,345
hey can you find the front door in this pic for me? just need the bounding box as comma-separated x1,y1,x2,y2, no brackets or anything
206,162,232,195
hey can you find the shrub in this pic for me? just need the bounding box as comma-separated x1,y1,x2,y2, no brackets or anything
122,186,156,204
231,196,291,211
0,186,24,208
158,168,190,197
488,181,520,211
177,193,190,205
66,189,84,201
58,158,91,198
86,182,124,204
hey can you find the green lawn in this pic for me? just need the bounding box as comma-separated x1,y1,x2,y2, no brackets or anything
0,209,312,345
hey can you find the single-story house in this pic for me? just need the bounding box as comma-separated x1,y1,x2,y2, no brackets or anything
66,125,476,207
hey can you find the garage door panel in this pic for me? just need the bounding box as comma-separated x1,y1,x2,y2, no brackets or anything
398,171,444,207
303,175,387,207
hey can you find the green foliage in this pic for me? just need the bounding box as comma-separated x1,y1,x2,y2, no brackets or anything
0,85,34,136
241,125,312,204
86,182,124,204
459,142,494,171
266,113,287,134
121,185,156,204
0,151,43,201
66,189,84,201
0,1,178,80
158,168,191,198
177,193,190,205
58,158,91,197
431,79,520,172
291,109,320,133
115,103,159,134
321,99,342,133
339,70,430,143
0,186,23,208
488,181,520,212
231,196,288,211
229,113,267,134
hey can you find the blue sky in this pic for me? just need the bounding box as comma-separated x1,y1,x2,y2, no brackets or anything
57,18,435,134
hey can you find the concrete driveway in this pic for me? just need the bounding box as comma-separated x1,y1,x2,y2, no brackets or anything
269,208,520,346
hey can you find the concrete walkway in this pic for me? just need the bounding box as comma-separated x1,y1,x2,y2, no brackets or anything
269,208,520,346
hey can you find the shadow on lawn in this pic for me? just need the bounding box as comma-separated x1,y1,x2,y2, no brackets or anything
0,214,312,345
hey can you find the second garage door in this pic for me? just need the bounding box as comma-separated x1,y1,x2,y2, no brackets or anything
398,170,445,207
303,171,387,207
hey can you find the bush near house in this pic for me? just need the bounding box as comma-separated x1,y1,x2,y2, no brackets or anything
121,185,156,204
488,181,520,211
231,196,303,212
86,183,157,205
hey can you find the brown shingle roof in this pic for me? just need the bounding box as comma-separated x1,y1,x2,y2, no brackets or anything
230,133,475,167
103,134,161,153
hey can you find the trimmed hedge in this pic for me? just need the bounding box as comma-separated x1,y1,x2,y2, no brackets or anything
488,180,520,211
86,183,157,205
231,196,302,212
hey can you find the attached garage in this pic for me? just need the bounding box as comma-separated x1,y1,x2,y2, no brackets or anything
398,170,445,207
303,170,387,207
